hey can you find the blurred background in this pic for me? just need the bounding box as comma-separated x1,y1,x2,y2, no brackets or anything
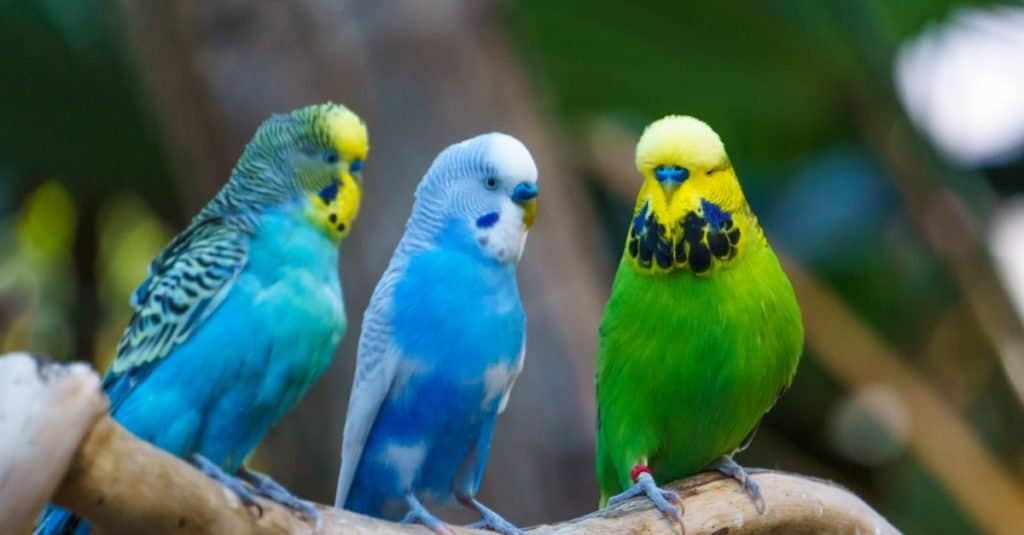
1,1,1023,533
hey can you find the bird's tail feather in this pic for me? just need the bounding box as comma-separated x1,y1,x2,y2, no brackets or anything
33,505,90,535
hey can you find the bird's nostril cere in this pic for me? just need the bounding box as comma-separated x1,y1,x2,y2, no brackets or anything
655,165,689,183
511,182,538,203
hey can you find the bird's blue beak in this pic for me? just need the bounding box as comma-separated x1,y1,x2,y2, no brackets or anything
655,165,689,185
511,182,539,203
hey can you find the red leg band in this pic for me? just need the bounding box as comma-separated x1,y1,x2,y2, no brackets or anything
630,464,652,483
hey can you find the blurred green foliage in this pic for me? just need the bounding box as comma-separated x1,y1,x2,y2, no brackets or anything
0,0,172,203
507,0,992,169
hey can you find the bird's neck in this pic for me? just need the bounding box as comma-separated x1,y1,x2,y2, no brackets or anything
201,164,295,215
248,207,342,282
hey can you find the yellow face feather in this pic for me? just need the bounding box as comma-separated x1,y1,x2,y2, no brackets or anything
307,105,368,242
627,115,759,275
323,106,369,163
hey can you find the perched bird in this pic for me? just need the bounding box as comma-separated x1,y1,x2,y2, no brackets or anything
335,133,538,535
595,116,803,526
35,103,368,535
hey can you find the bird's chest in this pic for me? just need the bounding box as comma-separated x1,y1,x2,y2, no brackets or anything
384,249,524,433
393,248,524,379
242,214,346,390
253,267,345,354
599,244,802,472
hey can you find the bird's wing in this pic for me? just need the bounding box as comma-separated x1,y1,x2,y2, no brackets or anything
335,269,404,507
497,341,526,414
110,217,248,379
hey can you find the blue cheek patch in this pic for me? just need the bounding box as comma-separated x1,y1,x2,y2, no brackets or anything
633,201,649,232
319,181,340,203
476,212,500,229
700,198,731,230
349,159,363,173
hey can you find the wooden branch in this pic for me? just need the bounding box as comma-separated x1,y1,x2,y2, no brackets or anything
539,471,898,534
0,353,896,534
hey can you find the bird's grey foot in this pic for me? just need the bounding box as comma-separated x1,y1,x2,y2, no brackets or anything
237,466,320,523
459,495,524,535
606,471,683,528
190,454,263,516
709,455,765,514
401,493,454,535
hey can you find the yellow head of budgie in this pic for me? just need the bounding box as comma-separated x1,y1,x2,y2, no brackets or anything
299,103,369,242
634,115,750,223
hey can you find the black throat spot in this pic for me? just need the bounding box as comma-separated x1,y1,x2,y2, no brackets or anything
626,198,741,274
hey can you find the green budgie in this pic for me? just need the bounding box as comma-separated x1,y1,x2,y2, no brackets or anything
596,115,804,527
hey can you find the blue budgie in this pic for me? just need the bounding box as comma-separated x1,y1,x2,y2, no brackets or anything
35,103,368,535
334,133,538,535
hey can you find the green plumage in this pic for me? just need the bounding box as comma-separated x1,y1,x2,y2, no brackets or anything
595,115,803,505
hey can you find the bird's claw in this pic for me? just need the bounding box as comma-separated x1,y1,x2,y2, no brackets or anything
467,518,524,535
710,455,765,514
402,494,455,535
190,454,264,517
606,472,684,529
743,478,766,514
463,497,524,535
237,467,321,524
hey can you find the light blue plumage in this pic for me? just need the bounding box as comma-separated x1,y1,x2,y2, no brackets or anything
335,133,538,535
35,103,369,535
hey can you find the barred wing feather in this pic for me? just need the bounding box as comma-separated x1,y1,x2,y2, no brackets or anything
112,218,248,376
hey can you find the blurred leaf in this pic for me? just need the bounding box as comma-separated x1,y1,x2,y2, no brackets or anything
507,1,849,167
0,0,173,202
506,0,1000,175
16,181,76,261
0,182,76,357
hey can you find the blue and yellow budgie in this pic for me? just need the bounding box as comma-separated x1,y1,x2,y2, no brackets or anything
334,133,538,535
35,103,368,535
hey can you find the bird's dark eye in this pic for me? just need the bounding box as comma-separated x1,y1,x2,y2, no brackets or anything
484,177,499,190
349,159,363,173
324,152,340,165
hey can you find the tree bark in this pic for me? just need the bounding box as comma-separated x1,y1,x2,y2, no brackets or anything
0,353,898,534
